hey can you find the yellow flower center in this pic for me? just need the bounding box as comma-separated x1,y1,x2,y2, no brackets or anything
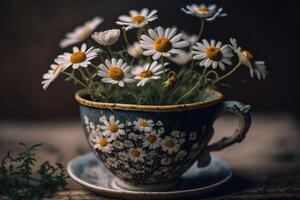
131,15,145,24
153,37,172,52
165,140,175,148
131,150,141,157
139,121,149,128
98,138,107,147
198,7,210,13
108,67,124,81
205,46,222,61
139,70,153,78
70,52,87,64
147,135,157,143
108,124,118,133
52,64,62,75
241,50,254,61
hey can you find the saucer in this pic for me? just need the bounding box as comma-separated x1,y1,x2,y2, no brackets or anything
67,153,232,199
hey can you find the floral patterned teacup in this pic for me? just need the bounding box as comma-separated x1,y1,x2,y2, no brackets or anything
75,89,251,190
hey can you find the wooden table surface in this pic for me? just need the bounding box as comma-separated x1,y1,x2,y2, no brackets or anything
1,114,300,199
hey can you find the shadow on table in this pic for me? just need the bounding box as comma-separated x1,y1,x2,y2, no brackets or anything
189,175,254,200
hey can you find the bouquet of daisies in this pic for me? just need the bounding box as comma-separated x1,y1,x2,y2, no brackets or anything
42,4,267,105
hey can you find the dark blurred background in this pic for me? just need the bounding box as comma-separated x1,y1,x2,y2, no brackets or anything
1,0,299,120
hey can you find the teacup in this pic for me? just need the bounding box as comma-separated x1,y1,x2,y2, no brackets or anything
75,89,251,191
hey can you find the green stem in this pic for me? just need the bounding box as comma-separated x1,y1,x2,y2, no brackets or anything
137,27,145,41
115,86,119,103
106,46,113,58
215,60,243,84
122,29,130,46
62,72,87,88
159,57,166,105
175,67,208,104
197,19,205,42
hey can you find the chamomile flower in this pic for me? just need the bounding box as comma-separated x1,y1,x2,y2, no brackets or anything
100,115,125,141
161,136,180,154
59,17,103,48
132,61,168,86
192,39,233,70
105,157,119,168
230,38,268,80
41,62,63,90
161,157,172,165
116,8,158,30
142,131,161,149
182,32,198,46
175,150,188,161
169,52,192,65
133,118,154,132
92,29,120,46
140,27,189,60
128,148,145,163
57,43,101,69
98,58,133,87
181,4,227,21
90,134,113,153
127,42,143,58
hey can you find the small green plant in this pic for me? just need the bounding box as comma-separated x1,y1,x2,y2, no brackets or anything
0,143,68,200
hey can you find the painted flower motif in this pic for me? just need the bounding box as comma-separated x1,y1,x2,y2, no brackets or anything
125,120,132,126
181,4,227,21
192,39,233,70
132,61,168,86
124,140,134,148
41,62,64,90
113,140,124,150
90,134,113,153
161,157,172,165
84,115,90,125
127,42,143,58
98,58,133,87
171,130,181,138
105,157,119,168
189,132,197,140
100,115,125,141
158,127,165,134
140,27,189,60
133,118,154,132
153,171,163,176
57,43,101,69
118,152,128,161
59,17,103,48
116,8,158,30
128,148,145,162
230,38,268,80
142,131,161,149
161,136,180,154
175,150,188,161
99,115,107,123
129,168,144,174
146,159,154,165
115,170,133,179
128,132,140,140
83,166,102,180
92,29,120,46
156,121,163,126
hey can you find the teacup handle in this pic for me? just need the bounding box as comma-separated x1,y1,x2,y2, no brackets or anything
207,100,252,152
